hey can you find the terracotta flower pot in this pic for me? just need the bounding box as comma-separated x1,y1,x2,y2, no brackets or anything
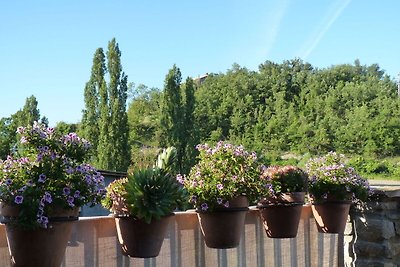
258,203,303,238
115,214,174,258
0,203,79,267
311,201,351,233
258,192,305,238
197,196,249,249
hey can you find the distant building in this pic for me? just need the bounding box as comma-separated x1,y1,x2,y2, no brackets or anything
194,73,208,86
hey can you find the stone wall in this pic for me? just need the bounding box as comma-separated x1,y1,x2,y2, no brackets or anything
346,187,400,267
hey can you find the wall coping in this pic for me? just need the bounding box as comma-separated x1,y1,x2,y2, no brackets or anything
369,180,400,198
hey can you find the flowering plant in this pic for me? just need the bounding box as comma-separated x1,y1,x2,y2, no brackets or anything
306,152,371,203
0,122,105,229
178,141,261,212
259,165,307,201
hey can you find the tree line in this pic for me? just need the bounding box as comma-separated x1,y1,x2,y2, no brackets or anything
1,39,399,175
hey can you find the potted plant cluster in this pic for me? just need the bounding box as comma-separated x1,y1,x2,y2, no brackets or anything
257,165,307,238
0,122,105,267
178,141,261,248
102,147,186,258
306,151,371,233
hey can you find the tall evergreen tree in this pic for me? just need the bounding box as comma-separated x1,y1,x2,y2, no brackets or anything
106,39,130,171
81,38,130,172
181,77,197,173
80,48,106,153
159,65,184,172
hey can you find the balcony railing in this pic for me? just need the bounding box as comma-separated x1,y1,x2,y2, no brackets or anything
0,206,343,267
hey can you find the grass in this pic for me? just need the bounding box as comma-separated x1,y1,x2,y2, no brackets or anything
362,173,400,181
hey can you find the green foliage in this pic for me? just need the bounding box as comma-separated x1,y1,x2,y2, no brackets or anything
180,141,261,211
54,122,78,135
103,147,186,224
101,178,128,212
0,96,46,160
259,166,307,197
80,47,105,154
306,152,371,203
0,122,105,229
347,156,400,178
159,65,197,174
159,65,183,149
127,58,399,176
128,85,161,147
80,39,130,172
127,85,162,172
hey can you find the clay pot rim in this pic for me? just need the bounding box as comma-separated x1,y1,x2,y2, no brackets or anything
311,200,352,205
112,213,175,219
196,206,249,213
257,202,304,208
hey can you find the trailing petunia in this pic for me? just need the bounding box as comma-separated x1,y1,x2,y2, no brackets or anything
0,122,105,229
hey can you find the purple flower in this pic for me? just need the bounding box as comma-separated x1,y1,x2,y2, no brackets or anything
14,195,23,204
216,183,224,190
190,195,197,203
20,157,29,164
176,174,185,184
223,201,229,208
74,190,80,198
46,127,55,134
18,185,27,192
37,216,49,228
37,208,44,217
67,196,75,207
39,198,45,207
50,152,57,160
217,198,223,204
85,174,92,184
63,187,71,195
201,203,208,211
5,178,12,185
38,174,46,183
65,166,74,174
36,153,43,162
44,192,52,203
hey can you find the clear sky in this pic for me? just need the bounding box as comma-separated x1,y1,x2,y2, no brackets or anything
1,0,399,126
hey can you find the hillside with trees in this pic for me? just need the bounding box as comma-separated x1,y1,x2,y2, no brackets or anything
129,59,400,177
1,43,399,178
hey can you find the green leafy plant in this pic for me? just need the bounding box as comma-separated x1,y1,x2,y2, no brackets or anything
259,165,307,198
102,147,186,224
0,122,105,229
306,152,372,203
178,141,261,212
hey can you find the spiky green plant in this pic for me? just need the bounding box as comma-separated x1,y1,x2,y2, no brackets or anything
102,147,187,223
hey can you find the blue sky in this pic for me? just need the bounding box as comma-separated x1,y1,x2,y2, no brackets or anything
1,0,399,126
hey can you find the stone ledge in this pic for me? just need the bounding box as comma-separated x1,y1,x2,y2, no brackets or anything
369,180,400,198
